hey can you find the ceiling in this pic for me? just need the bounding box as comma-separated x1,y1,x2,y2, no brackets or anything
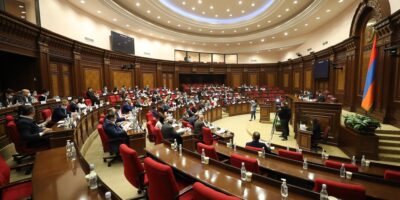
68,0,356,52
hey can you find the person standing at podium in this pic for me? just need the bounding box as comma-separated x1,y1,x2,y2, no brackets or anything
249,99,258,121
278,102,291,141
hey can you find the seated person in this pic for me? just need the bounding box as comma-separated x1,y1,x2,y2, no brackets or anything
17,105,52,148
51,99,71,123
77,97,87,111
69,97,79,113
103,108,128,153
194,114,205,142
311,119,322,150
114,105,126,123
161,118,182,145
13,89,33,105
38,90,50,102
121,99,134,114
246,132,271,153
86,87,100,105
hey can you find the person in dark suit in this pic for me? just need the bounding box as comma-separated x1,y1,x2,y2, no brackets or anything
246,132,271,153
194,114,205,142
86,87,100,105
38,90,50,102
278,102,291,141
13,89,33,105
161,118,182,144
16,105,51,148
69,97,79,113
316,92,326,102
121,99,133,114
51,99,71,123
311,118,322,150
102,108,128,153
2,89,15,107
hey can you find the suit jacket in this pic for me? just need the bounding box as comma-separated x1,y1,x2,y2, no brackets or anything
278,107,291,121
312,123,322,140
16,116,48,148
38,95,47,102
245,141,271,153
103,119,127,152
86,91,99,104
194,120,205,140
12,94,32,104
51,106,70,123
161,123,180,143
69,102,79,112
121,102,133,114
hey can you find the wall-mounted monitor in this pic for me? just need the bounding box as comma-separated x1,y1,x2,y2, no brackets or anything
110,31,135,55
314,59,330,79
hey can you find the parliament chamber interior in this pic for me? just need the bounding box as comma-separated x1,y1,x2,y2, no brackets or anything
1,0,400,199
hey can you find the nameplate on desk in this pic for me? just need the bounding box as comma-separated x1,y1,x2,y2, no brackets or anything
55,99,61,102
25,103,32,106
40,101,46,105
67,97,72,100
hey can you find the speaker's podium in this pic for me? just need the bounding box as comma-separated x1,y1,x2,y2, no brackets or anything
259,102,272,123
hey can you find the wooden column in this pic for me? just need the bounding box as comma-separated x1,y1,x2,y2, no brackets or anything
156,63,162,87
72,45,81,96
37,35,50,91
103,55,110,89
174,65,179,89
343,39,358,111
135,62,141,87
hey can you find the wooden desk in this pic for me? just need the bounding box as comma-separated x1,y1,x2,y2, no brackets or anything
126,129,146,156
181,132,195,151
49,123,74,148
214,143,400,200
226,103,250,116
259,103,272,123
339,125,379,160
296,129,311,151
32,147,107,200
146,144,317,200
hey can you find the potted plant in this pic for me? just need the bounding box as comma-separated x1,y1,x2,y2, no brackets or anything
343,114,381,135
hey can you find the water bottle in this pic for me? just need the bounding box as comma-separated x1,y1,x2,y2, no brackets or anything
201,149,205,163
233,144,237,152
262,147,266,158
321,149,325,159
320,184,329,200
229,139,233,148
240,162,247,181
281,178,288,198
179,144,182,156
340,163,346,178
286,146,289,151
88,164,98,190
105,191,112,200
70,142,77,161
173,139,177,151
351,156,356,165
303,158,308,170
361,155,366,167
66,140,71,157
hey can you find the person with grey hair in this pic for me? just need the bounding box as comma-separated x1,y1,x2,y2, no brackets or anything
161,118,182,144
246,131,271,153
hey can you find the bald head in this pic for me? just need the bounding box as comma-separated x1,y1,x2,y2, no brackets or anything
252,131,261,141
22,89,30,97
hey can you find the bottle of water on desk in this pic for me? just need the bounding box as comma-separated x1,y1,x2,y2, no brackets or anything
340,163,346,178
66,140,71,157
88,164,98,190
173,139,178,151
320,184,329,200
303,158,308,170
351,156,356,165
105,191,112,200
361,155,366,167
70,142,77,161
201,149,205,163
179,144,182,156
262,147,266,158
240,162,247,181
281,178,288,198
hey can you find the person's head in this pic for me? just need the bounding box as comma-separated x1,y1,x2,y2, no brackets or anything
22,89,30,97
126,99,132,104
114,104,121,110
78,97,85,103
198,114,204,121
61,99,69,108
106,108,117,122
88,87,93,92
311,118,319,125
167,118,174,124
252,131,261,141
72,97,79,103
18,105,35,117
5,89,14,98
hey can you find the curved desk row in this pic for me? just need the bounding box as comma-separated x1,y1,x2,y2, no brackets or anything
226,103,251,117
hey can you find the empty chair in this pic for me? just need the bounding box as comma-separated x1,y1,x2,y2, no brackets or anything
202,127,214,145
245,146,263,152
109,95,117,106
191,182,240,200
313,178,366,200
197,143,219,161
0,155,32,200
146,121,155,142
144,157,194,200
41,109,52,121
278,149,303,162
324,160,358,172
384,170,400,182
119,144,148,194
230,153,259,173
115,95,121,102
153,127,164,145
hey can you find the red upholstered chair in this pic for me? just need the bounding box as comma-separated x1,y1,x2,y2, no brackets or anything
324,160,359,172
41,109,52,121
191,182,240,200
182,121,194,131
153,127,164,145
146,122,155,142
5,115,14,122
245,146,263,152
145,112,154,122
144,157,193,200
197,143,219,161
99,117,105,125
278,149,303,162
230,153,259,173
115,95,121,102
97,124,118,166
85,99,92,106
6,120,48,163
119,144,148,194
109,96,117,106
322,126,331,144
100,113,105,118
202,127,214,145
0,155,32,200
313,178,366,200
384,170,400,182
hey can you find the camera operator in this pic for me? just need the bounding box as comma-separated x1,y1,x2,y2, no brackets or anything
278,102,291,141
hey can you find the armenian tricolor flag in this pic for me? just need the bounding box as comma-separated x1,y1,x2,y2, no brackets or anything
361,35,377,111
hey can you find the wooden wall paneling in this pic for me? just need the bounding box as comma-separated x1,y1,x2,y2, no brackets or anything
248,73,258,86
103,56,111,90
156,64,162,87
50,63,59,96
82,67,101,92
231,73,242,87
174,65,179,89
142,72,155,88
111,70,133,89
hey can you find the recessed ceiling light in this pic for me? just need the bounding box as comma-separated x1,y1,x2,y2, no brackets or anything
294,28,298,31
229,14,233,17
182,1,186,5
305,23,309,26
221,30,225,33
80,0,85,4
210,30,213,33
257,24,261,27
249,41,253,44
215,14,218,18
285,8,290,12
261,39,265,42
284,32,288,36
238,1,242,5
245,27,249,30
167,20,171,23
272,36,276,39
157,16,161,19
18,5,24,8
125,24,130,27
192,7,196,11
251,3,255,7
178,24,181,27
237,43,241,45
21,11,26,14
198,29,202,31
209,5,214,9
277,14,282,18
268,20,272,23
21,16,25,18
202,11,205,15
234,30,237,33
338,0,343,3
241,10,245,13
316,17,320,20
226,8,230,12
293,0,298,4
96,10,101,14
112,18,117,21
326,9,331,12
197,0,202,4
136,2,140,7
146,10,151,14
188,27,191,30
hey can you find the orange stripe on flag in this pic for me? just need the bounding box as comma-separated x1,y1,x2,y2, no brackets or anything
361,82,375,111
